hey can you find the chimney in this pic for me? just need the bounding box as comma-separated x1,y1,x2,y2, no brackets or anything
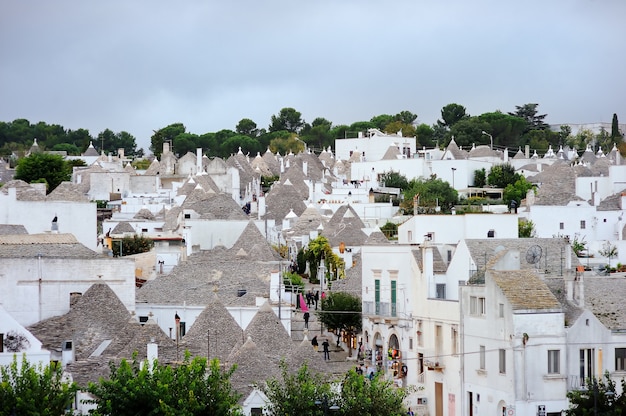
576,276,585,307
525,145,530,159
69,292,82,308
196,148,202,173
566,278,574,301
163,141,170,154
118,148,125,159
303,161,308,176
423,244,434,296
147,338,158,363
62,340,75,366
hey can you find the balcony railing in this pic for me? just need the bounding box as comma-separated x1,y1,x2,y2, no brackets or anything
363,301,393,317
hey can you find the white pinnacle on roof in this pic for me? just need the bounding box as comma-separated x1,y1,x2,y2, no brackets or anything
285,209,298,219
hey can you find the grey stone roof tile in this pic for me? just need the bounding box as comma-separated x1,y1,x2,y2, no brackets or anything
364,230,391,245
28,283,133,360
489,269,561,311
263,182,307,222
47,182,89,202
111,221,135,234
181,298,245,363
243,302,293,361
0,233,100,258
0,224,28,235
465,238,580,277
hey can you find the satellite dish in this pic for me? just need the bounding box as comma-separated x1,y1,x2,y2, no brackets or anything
526,245,542,264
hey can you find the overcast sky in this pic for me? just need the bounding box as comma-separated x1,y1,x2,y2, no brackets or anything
1,0,625,152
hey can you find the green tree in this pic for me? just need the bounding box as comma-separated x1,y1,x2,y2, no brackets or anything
595,127,612,153
52,142,81,155
402,176,458,214
503,176,535,207
236,118,259,137
379,222,397,240
415,123,435,147
487,163,518,188
611,113,623,140
473,168,486,187
379,170,409,190
370,114,395,131
394,110,418,125
383,120,415,138
565,372,626,415
269,107,304,133
567,128,595,152
150,123,186,157
261,362,333,416
14,153,72,193
317,292,362,357
306,236,345,282
558,125,572,145
508,103,549,132
300,117,333,151
438,103,468,128
0,354,78,415
518,219,535,238
448,117,490,148
477,111,527,149
87,354,242,416
268,132,303,156
339,369,409,416
113,235,155,257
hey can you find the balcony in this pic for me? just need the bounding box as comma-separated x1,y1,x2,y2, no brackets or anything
424,358,445,371
363,301,394,318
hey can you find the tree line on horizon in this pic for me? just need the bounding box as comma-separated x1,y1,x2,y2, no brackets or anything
1,104,624,162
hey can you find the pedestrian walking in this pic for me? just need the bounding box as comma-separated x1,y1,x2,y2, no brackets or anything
314,291,319,310
322,339,330,360
311,335,319,352
303,312,310,329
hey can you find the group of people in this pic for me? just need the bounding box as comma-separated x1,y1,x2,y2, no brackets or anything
305,290,320,310
310,335,331,360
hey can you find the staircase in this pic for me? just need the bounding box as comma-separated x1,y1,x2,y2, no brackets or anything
290,310,356,374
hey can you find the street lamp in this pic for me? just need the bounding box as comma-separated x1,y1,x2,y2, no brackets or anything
315,396,340,415
451,167,457,189
481,131,493,150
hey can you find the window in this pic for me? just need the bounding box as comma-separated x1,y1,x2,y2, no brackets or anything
447,250,452,262
436,284,446,299
580,220,586,229
375,279,380,315
417,321,423,347
391,280,397,317
498,303,504,318
559,222,564,230
184,213,191,219
408,230,412,242
479,297,486,315
451,326,458,355
141,228,148,233
579,348,595,387
470,297,486,315
479,345,486,370
487,229,495,238
548,350,560,374
616,348,626,371
499,349,506,373
409,337,414,350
